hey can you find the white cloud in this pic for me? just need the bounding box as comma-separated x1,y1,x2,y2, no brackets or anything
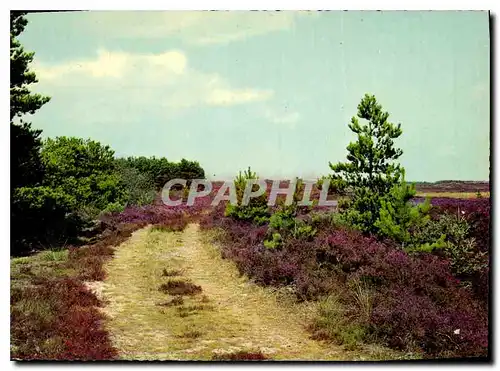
35,49,187,81
81,11,312,45
207,88,274,106
33,49,273,110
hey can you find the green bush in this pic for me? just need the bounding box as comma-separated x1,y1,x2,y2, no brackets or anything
225,167,270,225
100,202,126,214
263,205,317,249
269,205,296,231
11,186,84,255
316,175,347,195
263,232,282,249
411,213,487,278
115,156,205,190
374,179,432,246
115,165,156,206
41,137,127,211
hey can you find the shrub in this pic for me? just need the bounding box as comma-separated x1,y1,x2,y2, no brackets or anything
370,286,487,357
316,175,347,195
41,138,126,211
114,165,156,207
115,156,205,190
11,277,117,360
409,212,488,296
374,179,433,247
101,202,125,214
151,221,187,233
202,206,488,358
225,167,270,225
263,205,317,249
11,186,84,256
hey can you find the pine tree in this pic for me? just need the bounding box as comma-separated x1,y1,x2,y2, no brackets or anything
11,11,50,120
329,94,404,231
11,11,52,255
10,11,51,188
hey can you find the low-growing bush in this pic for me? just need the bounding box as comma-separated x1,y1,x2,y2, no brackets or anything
202,203,488,358
374,180,434,248
263,205,317,249
225,167,270,225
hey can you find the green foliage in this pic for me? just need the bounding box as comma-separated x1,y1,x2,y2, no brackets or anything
176,158,206,184
101,202,126,214
263,233,282,249
114,164,156,206
410,213,487,277
11,186,84,254
294,223,317,240
10,12,54,256
374,176,433,247
10,11,51,121
233,166,257,202
264,205,317,249
41,137,126,211
42,137,115,179
225,203,270,225
269,205,296,231
11,122,45,189
317,175,347,195
116,156,205,190
444,237,487,278
330,94,404,232
310,211,350,230
225,167,270,225
292,177,307,204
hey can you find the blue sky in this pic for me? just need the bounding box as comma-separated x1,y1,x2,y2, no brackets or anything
20,11,490,181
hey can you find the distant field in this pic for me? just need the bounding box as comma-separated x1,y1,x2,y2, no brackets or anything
415,192,490,199
414,180,489,194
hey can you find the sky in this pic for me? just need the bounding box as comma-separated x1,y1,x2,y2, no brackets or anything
19,10,490,181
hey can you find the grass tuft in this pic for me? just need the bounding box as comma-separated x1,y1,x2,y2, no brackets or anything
178,330,203,339
157,296,184,307
162,268,182,277
159,280,202,296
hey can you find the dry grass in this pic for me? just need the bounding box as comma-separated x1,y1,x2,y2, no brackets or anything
162,268,182,277
157,297,184,307
100,224,409,361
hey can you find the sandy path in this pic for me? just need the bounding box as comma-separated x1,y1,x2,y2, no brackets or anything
99,224,356,360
